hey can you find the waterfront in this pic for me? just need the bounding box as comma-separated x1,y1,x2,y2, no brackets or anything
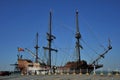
0,74,120,80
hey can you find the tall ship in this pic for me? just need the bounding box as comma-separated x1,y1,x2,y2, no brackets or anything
62,10,112,74
12,10,112,75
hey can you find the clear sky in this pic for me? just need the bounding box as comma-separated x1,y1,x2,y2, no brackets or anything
0,0,120,71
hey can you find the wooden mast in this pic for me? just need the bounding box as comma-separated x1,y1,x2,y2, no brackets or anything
43,11,58,68
75,10,82,63
34,32,39,63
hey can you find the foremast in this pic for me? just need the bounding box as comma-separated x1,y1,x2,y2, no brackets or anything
34,32,39,63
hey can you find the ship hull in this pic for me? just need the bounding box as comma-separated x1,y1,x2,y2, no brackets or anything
17,59,48,75
63,60,103,74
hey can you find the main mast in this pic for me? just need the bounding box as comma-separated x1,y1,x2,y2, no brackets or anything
34,32,39,63
43,11,58,68
75,10,82,62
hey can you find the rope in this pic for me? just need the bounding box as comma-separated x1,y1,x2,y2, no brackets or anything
81,38,99,55
80,16,106,50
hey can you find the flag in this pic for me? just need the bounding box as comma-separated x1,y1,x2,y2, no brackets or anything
18,47,24,51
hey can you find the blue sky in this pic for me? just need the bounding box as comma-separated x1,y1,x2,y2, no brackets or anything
0,0,120,71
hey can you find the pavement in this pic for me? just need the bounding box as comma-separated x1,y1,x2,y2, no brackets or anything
0,74,120,80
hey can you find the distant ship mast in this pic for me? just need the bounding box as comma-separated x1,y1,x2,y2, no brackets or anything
43,11,58,68
75,10,82,63
34,32,39,63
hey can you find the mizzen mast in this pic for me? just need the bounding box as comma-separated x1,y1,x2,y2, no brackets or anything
43,11,58,68
75,10,82,62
